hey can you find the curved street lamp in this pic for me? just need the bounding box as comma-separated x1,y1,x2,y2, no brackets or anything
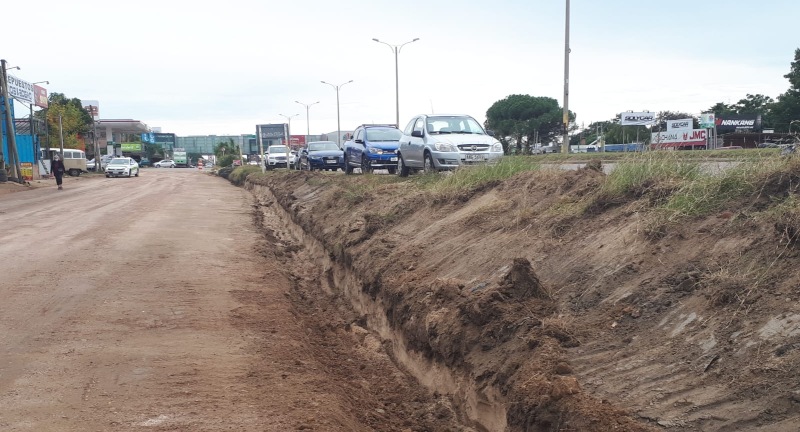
320,80,353,147
295,100,319,146
372,38,419,127
278,113,299,147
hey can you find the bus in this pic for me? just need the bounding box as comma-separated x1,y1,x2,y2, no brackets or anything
39,148,88,176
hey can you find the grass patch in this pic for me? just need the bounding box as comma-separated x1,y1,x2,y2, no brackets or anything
662,156,790,219
601,153,701,199
228,165,262,186
415,156,541,197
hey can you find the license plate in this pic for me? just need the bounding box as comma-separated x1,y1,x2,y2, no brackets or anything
390,157,398,162
325,159,337,164
465,154,485,161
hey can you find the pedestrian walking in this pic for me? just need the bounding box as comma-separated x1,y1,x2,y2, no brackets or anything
52,154,65,190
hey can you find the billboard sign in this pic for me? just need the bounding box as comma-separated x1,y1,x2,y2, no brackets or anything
141,133,155,144
33,85,48,108
153,133,176,144
620,112,656,126
257,124,287,140
699,113,715,129
120,142,142,152
8,75,34,104
715,115,761,133
651,129,707,148
666,119,693,132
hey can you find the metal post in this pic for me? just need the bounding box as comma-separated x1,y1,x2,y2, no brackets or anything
295,101,319,147
561,0,571,154
394,46,399,127
58,114,64,154
321,80,353,148
335,88,341,147
373,38,419,127
257,125,265,172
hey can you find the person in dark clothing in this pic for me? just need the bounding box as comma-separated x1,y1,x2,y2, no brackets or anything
51,154,65,190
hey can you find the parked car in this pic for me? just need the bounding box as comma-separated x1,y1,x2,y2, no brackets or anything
289,150,299,169
265,145,291,169
154,159,175,168
299,141,345,171
138,158,152,167
396,114,504,176
105,157,140,177
86,158,96,171
343,124,401,174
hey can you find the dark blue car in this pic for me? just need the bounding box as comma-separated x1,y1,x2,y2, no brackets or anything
299,141,345,171
343,124,402,174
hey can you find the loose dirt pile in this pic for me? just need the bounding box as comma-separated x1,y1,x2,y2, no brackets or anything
246,161,800,432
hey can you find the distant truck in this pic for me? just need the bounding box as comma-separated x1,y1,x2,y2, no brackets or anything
173,148,188,167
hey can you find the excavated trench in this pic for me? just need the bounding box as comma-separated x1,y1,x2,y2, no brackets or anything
248,182,508,432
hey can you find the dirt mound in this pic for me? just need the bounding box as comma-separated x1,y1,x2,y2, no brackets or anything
248,164,800,431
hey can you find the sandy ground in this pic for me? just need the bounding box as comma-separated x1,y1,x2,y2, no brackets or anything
0,169,461,431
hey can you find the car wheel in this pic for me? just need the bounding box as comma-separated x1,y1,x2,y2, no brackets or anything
388,166,397,175
344,155,354,175
397,154,409,177
423,152,436,174
105,174,110,178
135,169,139,177
361,157,372,174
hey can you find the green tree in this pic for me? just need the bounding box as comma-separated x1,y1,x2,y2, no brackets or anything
214,138,238,159
39,93,92,150
772,48,800,132
485,94,574,154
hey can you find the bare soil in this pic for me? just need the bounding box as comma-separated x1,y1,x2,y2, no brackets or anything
0,170,467,431
248,163,800,431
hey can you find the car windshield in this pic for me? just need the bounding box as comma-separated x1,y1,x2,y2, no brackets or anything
308,142,340,151
365,128,402,141
426,116,486,135
109,159,129,165
269,146,288,153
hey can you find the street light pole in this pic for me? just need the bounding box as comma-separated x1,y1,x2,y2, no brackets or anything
295,100,319,146
372,38,419,127
279,113,299,165
561,0,571,154
321,80,353,147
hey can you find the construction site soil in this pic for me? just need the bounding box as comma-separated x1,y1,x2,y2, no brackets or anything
242,162,800,432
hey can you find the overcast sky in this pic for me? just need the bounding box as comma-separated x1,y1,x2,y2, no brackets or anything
5,0,799,136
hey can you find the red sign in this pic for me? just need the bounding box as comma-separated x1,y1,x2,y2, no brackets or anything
33,85,48,108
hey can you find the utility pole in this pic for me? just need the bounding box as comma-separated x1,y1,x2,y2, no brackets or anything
58,114,64,154
1,59,23,184
561,0,571,154
295,100,319,146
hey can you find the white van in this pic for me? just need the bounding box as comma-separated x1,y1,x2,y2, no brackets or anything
39,148,88,176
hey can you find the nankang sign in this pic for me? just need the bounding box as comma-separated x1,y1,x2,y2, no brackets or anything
715,115,761,133
620,112,656,126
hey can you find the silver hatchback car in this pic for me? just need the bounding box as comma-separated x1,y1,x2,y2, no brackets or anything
396,114,503,176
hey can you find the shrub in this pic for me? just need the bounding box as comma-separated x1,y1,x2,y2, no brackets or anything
218,155,234,167
228,165,262,186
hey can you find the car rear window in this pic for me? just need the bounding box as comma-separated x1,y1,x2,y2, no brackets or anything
366,128,402,141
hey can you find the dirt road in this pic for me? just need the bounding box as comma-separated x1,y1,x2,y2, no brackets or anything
0,170,463,431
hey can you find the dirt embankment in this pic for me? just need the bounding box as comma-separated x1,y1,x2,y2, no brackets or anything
246,163,800,432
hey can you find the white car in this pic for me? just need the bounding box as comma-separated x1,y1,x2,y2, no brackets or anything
264,145,290,169
105,157,140,178
154,159,175,168
396,114,504,176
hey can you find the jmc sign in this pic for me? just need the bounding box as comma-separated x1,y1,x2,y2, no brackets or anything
651,129,707,148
